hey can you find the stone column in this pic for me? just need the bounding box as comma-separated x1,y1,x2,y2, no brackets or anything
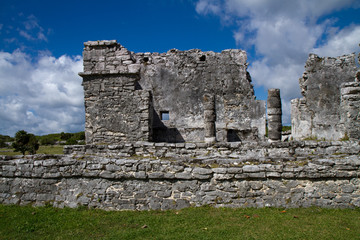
203,94,216,143
267,89,282,141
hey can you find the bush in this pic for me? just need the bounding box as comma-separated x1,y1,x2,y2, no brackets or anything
282,126,291,132
0,134,13,148
73,131,85,141
39,136,57,145
0,139,7,148
65,138,77,145
60,132,73,141
12,130,39,155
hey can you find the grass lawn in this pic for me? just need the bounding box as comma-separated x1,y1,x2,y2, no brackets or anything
0,205,359,240
0,145,64,156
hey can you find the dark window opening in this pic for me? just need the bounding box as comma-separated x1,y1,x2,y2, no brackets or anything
227,129,241,142
199,55,206,61
135,81,142,90
143,57,149,62
160,111,169,121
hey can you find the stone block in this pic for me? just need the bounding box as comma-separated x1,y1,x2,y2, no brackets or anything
175,172,193,179
193,167,213,175
243,165,260,173
148,172,164,179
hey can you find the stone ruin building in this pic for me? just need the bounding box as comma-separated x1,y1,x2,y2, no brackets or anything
80,40,359,143
291,52,360,140
1,40,360,211
80,40,266,144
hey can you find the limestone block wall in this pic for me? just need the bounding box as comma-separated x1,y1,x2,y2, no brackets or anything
80,41,152,144
291,53,358,140
80,40,266,144
63,140,360,160
1,141,359,210
134,48,266,142
340,81,360,140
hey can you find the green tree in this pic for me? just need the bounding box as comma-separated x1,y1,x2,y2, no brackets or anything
0,139,6,148
60,132,73,141
39,135,57,145
12,130,39,155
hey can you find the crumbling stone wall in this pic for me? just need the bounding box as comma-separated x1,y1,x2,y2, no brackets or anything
79,40,265,144
1,141,360,209
340,80,360,139
81,41,152,144
291,53,359,140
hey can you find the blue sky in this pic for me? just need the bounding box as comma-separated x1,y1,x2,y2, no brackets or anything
0,0,359,136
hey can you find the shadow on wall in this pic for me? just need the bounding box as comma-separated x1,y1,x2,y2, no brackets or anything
152,110,185,143
226,128,259,142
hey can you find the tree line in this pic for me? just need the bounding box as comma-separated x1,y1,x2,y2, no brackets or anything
0,130,85,155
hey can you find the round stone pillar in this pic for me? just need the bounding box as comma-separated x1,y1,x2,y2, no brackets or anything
203,94,216,143
267,89,282,141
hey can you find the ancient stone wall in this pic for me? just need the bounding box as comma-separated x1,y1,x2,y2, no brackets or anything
1,141,359,210
80,41,152,144
340,81,360,140
291,53,359,140
79,40,266,144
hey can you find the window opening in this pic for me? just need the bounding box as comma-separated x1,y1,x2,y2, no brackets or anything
161,111,170,121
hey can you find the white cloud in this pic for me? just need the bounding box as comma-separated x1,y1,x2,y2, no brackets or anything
0,50,84,136
22,14,48,42
313,25,360,57
196,0,222,15
196,0,360,125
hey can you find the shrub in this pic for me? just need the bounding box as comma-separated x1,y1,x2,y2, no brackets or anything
282,126,291,132
73,131,85,141
65,138,77,145
60,132,73,141
0,134,13,148
39,136,57,145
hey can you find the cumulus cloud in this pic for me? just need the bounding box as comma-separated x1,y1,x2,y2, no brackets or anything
313,25,360,57
0,50,84,136
196,0,360,124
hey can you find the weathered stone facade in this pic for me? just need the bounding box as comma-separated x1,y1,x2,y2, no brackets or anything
80,40,266,144
1,141,360,209
340,80,360,140
81,41,153,143
291,53,359,140
2,41,360,211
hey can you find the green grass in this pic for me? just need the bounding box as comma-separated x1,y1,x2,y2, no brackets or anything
0,145,64,156
1,205,359,240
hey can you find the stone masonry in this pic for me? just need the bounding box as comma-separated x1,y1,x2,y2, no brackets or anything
340,79,360,140
1,42,360,211
80,41,153,144
291,53,359,140
1,140,360,210
267,89,282,141
80,40,266,144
